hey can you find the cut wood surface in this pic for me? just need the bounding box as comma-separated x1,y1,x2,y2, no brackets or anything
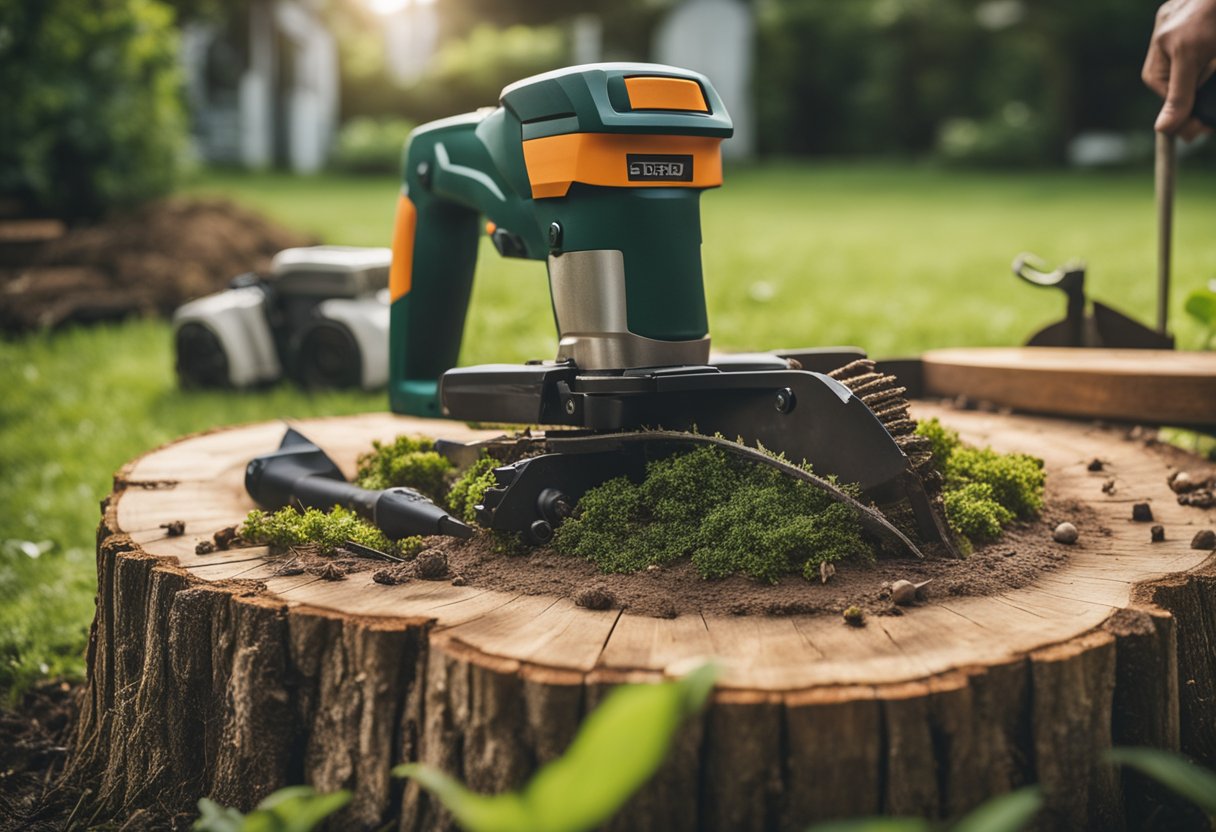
70,406,1216,831
922,347,1216,427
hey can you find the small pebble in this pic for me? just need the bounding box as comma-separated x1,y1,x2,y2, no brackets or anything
1087,458,1105,472
194,540,215,555
1127,425,1157,443
213,525,238,551
1192,529,1216,550
451,575,467,587
1053,522,1079,544
1151,525,1165,543
891,579,932,606
160,520,185,537
1131,502,1154,522
1102,478,1117,495
372,567,409,585
843,605,865,627
1170,471,1193,493
574,584,615,611
1180,490,1216,509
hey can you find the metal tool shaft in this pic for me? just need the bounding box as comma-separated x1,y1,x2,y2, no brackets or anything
1155,131,1175,335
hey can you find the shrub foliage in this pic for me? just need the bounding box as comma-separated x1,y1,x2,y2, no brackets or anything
0,0,186,218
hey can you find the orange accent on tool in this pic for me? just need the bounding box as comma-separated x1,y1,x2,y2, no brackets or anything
485,221,496,235
624,76,709,112
521,133,723,199
389,194,417,301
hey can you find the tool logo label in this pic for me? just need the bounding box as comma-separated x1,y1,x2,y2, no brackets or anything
627,154,694,182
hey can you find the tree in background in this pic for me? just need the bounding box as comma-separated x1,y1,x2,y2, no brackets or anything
755,0,1163,165
0,0,187,220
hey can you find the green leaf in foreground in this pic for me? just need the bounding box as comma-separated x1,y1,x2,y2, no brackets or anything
193,786,351,832
1107,747,1216,816
804,819,929,832
194,798,246,832
1184,288,1216,330
395,662,718,832
395,767,532,832
804,786,1040,832
951,786,1042,832
1185,288,1216,348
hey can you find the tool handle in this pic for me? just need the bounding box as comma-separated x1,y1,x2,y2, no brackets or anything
1155,131,1175,335
388,118,486,417
388,109,555,417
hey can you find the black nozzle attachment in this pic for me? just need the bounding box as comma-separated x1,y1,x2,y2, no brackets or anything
376,487,475,540
246,428,474,540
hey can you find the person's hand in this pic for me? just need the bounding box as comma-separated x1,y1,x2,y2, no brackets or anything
1142,0,1216,137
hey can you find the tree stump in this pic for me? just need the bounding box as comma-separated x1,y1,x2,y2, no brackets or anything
68,407,1216,830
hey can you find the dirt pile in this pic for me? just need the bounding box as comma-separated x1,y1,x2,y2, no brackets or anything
0,198,315,331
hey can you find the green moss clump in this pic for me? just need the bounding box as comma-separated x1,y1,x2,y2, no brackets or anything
239,505,423,558
941,482,1014,542
555,476,654,573
553,446,870,583
355,435,453,501
916,417,1046,546
446,454,500,523
945,445,1045,519
915,417,962,470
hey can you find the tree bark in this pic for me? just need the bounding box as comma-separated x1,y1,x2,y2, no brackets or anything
66,409,1216,830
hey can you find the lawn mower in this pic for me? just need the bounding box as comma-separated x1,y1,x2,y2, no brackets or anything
174,245,391,390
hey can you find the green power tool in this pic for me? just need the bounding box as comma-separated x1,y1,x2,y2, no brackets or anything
387,63,955,554
388,63,732,415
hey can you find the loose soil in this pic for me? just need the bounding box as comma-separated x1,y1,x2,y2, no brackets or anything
0,198,314,331
0,681,84,831
245,489,1095,619
417,500,1092,619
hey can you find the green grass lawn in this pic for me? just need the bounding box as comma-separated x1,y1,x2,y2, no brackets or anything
192,163,1216,360
2,162,1214,700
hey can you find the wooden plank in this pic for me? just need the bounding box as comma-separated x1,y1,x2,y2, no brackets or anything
922,347,1216,426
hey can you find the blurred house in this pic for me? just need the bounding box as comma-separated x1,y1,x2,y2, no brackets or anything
177,0,759,171
181,0,338,173
383,0,439,86
655,0,754,160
